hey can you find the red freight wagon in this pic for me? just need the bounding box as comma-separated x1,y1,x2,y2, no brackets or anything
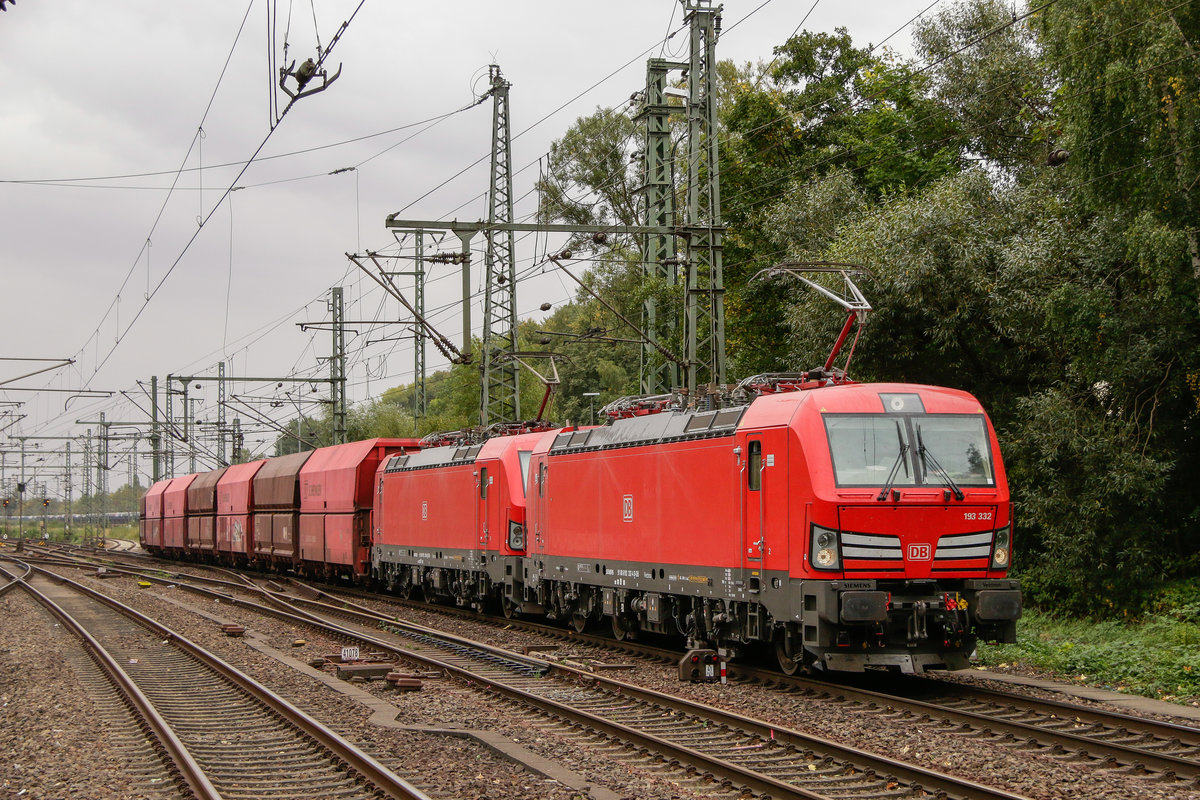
251,451,311,568
185,468,227,554
216,459,267,564
372,432,542,606
141,478,172,553
297,438,420,579
162,474,198,553
139,493,147,545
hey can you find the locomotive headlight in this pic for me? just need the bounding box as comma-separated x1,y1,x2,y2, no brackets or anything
508,521,525,551
991,526,1011,569
811,524,841,571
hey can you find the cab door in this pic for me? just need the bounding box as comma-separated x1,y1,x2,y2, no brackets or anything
530,455,549,559
740,429,789,591
476,465,490,566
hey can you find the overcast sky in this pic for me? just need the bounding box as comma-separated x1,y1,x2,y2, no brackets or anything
0,0,937,492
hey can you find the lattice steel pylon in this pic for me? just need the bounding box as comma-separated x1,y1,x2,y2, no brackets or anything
638,57,685,395
217,361,227,465
681,0,726,398
164,376,176,478
329,286,347,444
82,430,92,538
412,233,427,419
480,64,519,426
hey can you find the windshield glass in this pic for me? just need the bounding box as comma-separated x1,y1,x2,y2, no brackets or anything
824,416,915,487
825,414,994,487
916,416,994,486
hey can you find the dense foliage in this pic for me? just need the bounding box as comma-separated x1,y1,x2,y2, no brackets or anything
280,0,1199,614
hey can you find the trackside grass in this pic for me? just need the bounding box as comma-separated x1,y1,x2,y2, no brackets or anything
976,579,1200,707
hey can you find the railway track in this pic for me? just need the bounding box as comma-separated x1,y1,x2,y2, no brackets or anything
1,558,430,800
1,561,182,799
70,563,1028,800
297,578,1200,789
0,557,30,597
31,551,1200,795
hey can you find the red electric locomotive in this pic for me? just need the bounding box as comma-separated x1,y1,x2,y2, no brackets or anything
357,369,1018,673
139,268,1019,676
371,431,544,608
514,380,1019,674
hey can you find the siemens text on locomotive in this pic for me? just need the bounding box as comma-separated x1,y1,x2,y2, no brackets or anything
140,376,1021,675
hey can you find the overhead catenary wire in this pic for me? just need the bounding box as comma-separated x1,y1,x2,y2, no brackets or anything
75,3,369,392
7,1,1012,470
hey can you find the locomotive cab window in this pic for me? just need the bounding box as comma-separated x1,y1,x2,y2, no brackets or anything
824,413,994,487
518,451,532,497
915,416,995,485
748,441,762,491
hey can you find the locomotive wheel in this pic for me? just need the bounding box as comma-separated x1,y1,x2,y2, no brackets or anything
775,637,801,676
398,581,414,600
570,613,589,633
502,600,516,619
611,615,633,642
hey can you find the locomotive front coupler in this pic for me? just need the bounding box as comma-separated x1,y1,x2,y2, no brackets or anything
906,601,929,643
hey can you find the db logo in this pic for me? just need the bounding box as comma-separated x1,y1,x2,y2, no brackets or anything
622,495,634,522
907,543,931,561
421,502,428,521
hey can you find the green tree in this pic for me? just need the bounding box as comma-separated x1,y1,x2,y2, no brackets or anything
914,0,1055,173
721,30,962,376
1038,0,1200,292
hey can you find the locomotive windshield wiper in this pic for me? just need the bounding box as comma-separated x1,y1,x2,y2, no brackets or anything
876,420,910,502
916,423,964,501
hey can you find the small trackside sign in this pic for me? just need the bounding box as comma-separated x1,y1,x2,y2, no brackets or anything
622,494,633,522
907,543,931,561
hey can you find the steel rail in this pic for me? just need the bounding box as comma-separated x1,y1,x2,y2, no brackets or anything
540,613,1200,782
892,674,1200,742
272,582,1034,800
108,567,1030,800
0,557,31,597
0,559,222,800
21,562,432,800
723,674,1200,782
306,579,1200,784
41,548,1200,761
45,553,1200,789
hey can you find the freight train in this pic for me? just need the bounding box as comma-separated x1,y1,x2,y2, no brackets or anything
139,376,1021,675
